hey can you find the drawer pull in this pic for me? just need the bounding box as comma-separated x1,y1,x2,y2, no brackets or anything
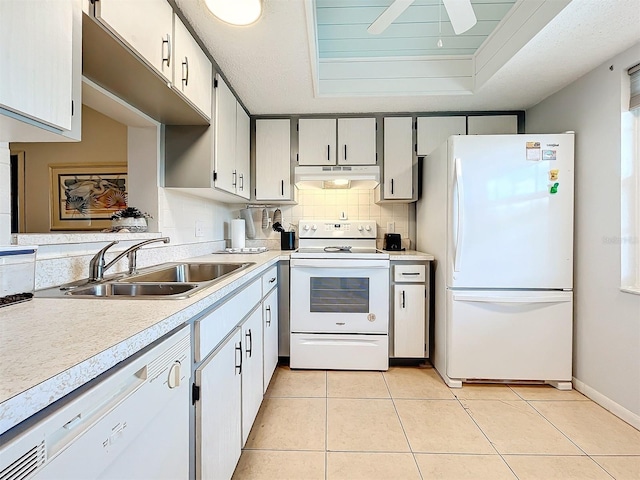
402,272,420,276
269,277,276,283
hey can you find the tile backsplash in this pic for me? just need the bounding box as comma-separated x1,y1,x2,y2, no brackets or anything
238,189,411,249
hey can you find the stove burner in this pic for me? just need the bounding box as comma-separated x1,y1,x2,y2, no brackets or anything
323,246,352,252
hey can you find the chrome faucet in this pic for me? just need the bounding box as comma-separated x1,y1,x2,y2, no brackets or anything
89,237,170,282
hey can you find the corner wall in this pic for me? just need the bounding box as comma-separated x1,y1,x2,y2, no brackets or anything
526,42,640,422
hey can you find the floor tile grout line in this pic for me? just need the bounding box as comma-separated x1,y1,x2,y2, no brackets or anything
454,395,521,479
325,370,328,480
525,399,591,456
382,370,425,480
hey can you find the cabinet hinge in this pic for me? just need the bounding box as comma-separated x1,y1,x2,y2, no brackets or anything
214,78,218,88
213,171,217,181
192,383,200,404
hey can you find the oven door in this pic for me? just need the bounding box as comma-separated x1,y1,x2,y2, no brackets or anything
290,258,389,334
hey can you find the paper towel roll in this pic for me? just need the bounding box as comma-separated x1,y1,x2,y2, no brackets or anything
231,219,246,249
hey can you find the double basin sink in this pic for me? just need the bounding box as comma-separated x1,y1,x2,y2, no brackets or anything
38,262,254,299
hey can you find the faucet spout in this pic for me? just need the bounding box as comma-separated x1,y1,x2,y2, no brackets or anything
89,237,170,282
121,237,171,275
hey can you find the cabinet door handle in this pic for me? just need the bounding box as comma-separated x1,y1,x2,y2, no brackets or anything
401,290,406,309
327,145,330,161
182,56,189,86
232,170,237,187
344,144,347,161
281,180,284,196
239,173,244,190
265,305,271,326
162,34,171,67
391,178,394,195
245,329,252,357
235,341,242,374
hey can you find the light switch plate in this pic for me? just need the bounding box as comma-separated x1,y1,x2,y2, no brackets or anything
387,221,395,233
195,220,204,237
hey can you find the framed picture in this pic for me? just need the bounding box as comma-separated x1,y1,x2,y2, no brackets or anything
49,163,128,231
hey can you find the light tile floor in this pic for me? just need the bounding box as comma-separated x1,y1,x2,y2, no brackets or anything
232,365,640,480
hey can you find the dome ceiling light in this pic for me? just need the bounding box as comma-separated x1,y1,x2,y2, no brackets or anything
204,0,262,26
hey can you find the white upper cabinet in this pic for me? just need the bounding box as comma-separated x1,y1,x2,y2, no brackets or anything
235,103,251,200
298,117,377,166
338,118,377,165
95,0,173,82
173,15,212,119
298,118,336,165
383,117,413,200
467,115,518,134
417,116,466,156
215,75,238,195
0,0,79,138
255,119,292,201
214,74,250,199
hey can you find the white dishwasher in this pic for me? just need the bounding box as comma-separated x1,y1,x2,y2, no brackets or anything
0,325,191,480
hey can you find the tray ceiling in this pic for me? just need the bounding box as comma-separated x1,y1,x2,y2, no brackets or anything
310,0,568,96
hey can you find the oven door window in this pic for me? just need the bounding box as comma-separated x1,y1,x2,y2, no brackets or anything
310,277,369,313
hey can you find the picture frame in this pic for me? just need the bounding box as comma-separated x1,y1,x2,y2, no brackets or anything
49,163,128,231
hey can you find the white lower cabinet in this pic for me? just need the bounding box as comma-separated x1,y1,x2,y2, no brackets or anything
193,267,280,479
241,308,264,445
391,263,429,358
262,288,279,393
393,284,426,357
196,328,242,480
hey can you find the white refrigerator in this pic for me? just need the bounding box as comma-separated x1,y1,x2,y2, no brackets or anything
417,133,574,389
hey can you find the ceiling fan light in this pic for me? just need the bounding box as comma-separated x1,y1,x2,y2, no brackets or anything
204,0,262,26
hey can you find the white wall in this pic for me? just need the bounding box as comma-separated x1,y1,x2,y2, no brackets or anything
526,42,640,421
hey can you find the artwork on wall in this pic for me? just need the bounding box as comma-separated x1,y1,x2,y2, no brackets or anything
49,163,128,230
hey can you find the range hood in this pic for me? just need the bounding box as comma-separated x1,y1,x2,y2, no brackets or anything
294,165,380,189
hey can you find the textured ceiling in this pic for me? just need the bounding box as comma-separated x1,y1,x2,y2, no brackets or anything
175,0,640,115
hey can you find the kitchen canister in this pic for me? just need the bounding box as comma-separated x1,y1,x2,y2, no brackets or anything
240,208,256,239
231,218,246,249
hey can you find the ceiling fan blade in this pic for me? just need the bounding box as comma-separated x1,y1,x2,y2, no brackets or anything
442,0,477,34
367,0,415,35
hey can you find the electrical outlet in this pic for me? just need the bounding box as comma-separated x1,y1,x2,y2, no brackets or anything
387,221,395,233
195,220,204,238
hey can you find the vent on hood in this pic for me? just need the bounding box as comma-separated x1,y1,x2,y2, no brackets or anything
294,165,380,190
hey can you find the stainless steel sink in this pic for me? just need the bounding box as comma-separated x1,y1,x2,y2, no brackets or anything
121,262,251,283
67,283,198,298
36,261,255,299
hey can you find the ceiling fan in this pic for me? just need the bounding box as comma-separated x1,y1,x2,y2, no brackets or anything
367,0,477,35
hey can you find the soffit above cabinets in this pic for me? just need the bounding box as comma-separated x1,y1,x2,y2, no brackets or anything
308,0,570,97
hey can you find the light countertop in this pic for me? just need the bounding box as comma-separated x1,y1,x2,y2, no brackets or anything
387,250,435,261
0,250,284,436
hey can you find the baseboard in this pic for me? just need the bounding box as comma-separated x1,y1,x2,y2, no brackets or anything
573,377,640,430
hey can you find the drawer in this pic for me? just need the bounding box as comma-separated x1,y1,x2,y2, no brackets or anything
262,265,278,294
394,265,425,282
195,278,261,362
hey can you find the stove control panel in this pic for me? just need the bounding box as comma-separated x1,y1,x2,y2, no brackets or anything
298,220,377,239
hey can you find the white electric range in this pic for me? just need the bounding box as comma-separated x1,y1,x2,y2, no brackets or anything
289,220,390,370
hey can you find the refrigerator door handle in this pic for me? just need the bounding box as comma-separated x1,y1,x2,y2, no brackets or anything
453,158,464,272
453,294,571,304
